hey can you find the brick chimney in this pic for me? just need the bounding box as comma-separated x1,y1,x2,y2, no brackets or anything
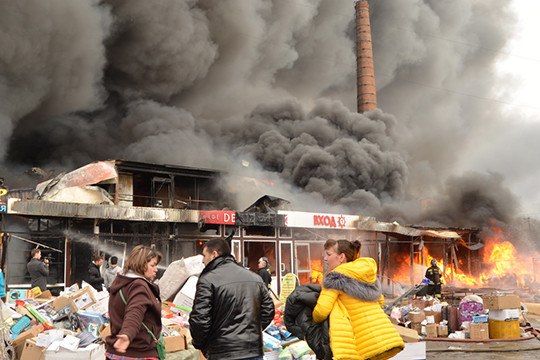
355,0,377,112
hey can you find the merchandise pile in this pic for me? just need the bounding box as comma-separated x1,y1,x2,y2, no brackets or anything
262,306,315,360
387,292,537,341
3,255,206,360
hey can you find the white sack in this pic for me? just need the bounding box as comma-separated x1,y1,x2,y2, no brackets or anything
159,255,204,301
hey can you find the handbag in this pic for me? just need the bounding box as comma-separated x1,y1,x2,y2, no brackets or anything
119,288,166,360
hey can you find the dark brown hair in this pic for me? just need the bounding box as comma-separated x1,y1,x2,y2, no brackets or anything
123,245,162,276
202,238,231,257
92,253,103,262
324,239,361,262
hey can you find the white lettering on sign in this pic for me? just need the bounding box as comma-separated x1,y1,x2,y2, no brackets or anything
199,210,236,225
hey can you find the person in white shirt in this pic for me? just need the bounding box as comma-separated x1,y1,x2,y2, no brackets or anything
104,256,123,292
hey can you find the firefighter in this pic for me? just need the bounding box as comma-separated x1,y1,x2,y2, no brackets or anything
258,257,272,289
425,259,443,299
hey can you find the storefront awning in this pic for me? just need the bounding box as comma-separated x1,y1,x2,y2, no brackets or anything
358,220,461,239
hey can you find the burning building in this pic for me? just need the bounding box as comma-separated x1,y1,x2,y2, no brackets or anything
0,1,537,303
3,159,537,301
2,157,540,304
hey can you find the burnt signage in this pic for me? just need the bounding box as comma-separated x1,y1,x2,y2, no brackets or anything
199,210,236,225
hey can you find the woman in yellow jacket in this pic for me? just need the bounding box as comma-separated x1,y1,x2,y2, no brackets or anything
313,239,404,360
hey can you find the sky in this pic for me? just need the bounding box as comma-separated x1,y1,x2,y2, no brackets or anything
497,0,540,120
486,0,540,216
1,0,540,231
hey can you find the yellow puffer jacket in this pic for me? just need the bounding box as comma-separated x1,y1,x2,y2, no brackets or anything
313,258,404,360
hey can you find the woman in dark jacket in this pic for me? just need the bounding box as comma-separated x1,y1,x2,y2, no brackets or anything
105,245,162,359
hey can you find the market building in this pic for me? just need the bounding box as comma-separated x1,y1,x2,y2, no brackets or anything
0,159,487,297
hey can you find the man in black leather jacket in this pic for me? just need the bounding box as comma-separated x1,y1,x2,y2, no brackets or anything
189,239,275,360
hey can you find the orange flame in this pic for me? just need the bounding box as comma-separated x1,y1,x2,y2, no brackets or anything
311,259,324,285
392,224,539,289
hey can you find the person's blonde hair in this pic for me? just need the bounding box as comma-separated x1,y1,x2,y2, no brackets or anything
123,245,162,276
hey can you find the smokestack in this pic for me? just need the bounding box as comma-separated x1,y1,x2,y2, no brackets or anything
355,0,377,112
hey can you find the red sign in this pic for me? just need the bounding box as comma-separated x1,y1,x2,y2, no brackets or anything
199,210,236,225
313,214,347,228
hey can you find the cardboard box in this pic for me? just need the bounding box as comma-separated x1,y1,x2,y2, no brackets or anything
83,296,109,315
12,323,45,348
470,322,489,340
425,324,438,338
408,311,425,323
424,310,442,324
526,302,540,315
488,319,520,339
42,343,105,360
15,305,37,322
20,338,45,360
35,290,52,299
181,328,192,345
164,334,187,353
98,324,111,338
69,287,97,312
437,324,448,337
488,308,520,321
410,299,434,309
410,322,422,335
410,299,427,309
52,295,71,312
482,294,520,310
394,324,419,343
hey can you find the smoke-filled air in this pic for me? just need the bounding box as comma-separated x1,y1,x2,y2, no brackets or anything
1,0,535,230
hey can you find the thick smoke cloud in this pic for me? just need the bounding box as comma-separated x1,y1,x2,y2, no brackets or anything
0,0,526,228
0,0,110,159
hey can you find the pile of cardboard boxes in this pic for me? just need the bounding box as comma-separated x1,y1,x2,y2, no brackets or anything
389,293,525,341
484,294,522,339
3,255,209,360
5,284,193,360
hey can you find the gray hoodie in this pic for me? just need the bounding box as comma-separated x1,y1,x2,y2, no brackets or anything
104,265,123,290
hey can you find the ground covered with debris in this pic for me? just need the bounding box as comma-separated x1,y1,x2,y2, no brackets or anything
427,313,540,359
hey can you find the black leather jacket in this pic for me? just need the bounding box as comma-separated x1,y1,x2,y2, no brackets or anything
284,284,332,360
87,262,104,291
189,255,275,360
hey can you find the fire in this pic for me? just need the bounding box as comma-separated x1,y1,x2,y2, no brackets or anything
311,259,324,284
391,224,538,289
484,241,517,277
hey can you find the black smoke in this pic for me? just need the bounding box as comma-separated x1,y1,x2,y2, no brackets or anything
0,0,526,228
